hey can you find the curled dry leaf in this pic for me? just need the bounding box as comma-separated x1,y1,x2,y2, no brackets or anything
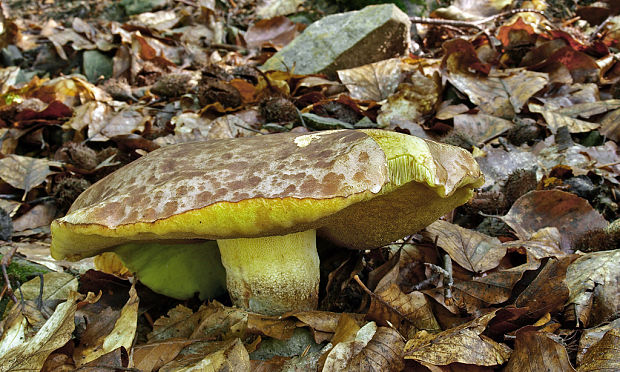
377,70,441,128
368,284,441,338
0,291,80,372
0,155,59,194
444,41,547,118
515,256,576,320
502,227,567,260
504,328,575,372
132,339,195,372
501,190,608,242
404,311,511,367
529,103,600,134
148,301,247,343
565,250,620,327
577,328,620,372
73,285,139,366
444,261,540,314
159,338,250,372
424,220,506,273
338,58,407,101
453,113,514,146
577,318,620,365
322,322,405,372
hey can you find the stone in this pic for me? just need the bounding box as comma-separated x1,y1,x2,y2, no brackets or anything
261,4,411,79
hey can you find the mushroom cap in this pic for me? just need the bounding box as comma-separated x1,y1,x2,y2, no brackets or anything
51,129,483,260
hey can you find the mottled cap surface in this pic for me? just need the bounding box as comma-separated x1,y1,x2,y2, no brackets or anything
63,130,387,228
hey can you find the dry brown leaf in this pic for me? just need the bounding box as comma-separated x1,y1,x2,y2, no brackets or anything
0,155,59,194
0,291,80,372
447,68,547,118
377,71,441,127
247,314,298,340
453,113,513,145
445,261,540,314
133,339,195,372
501,190,608,242
404,311,511,367
12,203,57,232
73,285,139,366
566,250,620,328
502,227,566,260
554,99,620,118
159,338,250,372
245,16,300,49
368,284,441,338
322,322,404,372
600,107,620,141
515,256,576,320
148,301,248,343
577,319,620,364
577,328,620,372
424,220,506,273
529,103,600,133
293,311,364,343
338,58,407,101
504,329,575,372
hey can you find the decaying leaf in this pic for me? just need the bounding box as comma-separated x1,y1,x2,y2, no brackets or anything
502,190,608,242
73,285,139,365
565,250,620,327
453,113,514,145
338,58,408,101
424,220,506,273
158,338,250,372
368,284,441,338
504,328,575,372
515,256,576,320
404,311,511,367
323,322,405,372
577,328,620,372
0,291,80,372
529,103,600,133
0,155,59,194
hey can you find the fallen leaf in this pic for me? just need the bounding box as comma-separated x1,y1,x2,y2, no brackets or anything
245,16,301,49
12,203,57,232
529,103,600,133
404,311,511,367
73,285,139,366
159,338,250,372
338,58,408,101
515,256,576,320
133,339,194,372
577,318,620,364
453,113,513,145
0,291,80,372
577,328,620,371
368,284,441,338
501,190,608,242
565,250,620,327
323,322,404,372
424,220,506,273
0,155,59,194
504,329,575,371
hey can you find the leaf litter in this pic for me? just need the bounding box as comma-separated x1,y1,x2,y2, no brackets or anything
0,0,619,371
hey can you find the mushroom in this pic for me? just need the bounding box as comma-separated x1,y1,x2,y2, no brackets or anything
51,129,483,314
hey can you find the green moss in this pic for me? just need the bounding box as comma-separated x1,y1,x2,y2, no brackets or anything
0,255,50,317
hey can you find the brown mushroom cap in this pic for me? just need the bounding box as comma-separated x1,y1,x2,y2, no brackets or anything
51,129,483,260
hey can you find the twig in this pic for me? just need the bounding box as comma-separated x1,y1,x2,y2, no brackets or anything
1,245,19,304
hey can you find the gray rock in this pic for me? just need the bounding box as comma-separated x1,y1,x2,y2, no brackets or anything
261,4,411,79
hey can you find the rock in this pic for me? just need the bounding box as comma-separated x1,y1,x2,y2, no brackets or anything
261,4,411,79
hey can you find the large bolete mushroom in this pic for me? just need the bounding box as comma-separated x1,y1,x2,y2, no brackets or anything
51,129,483,314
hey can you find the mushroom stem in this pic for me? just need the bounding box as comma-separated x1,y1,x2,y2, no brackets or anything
217,229,320,315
